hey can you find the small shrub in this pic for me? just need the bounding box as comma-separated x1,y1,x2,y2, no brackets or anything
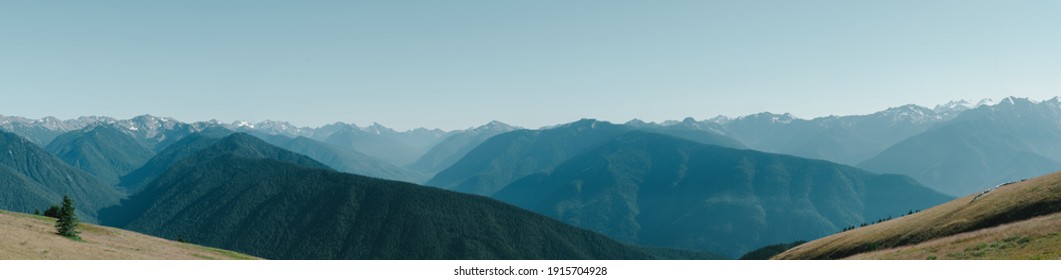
43,205,61,218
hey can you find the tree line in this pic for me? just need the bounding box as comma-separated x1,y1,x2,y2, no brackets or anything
838,209,921,233
32,194,81,240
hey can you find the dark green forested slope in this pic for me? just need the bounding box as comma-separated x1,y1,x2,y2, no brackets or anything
407,121,518,175
103,133,719,260
45,124,155,186
116,127,234,194
0,131,123,222
739,241,806,260
492,131,952,258
428,119,745,196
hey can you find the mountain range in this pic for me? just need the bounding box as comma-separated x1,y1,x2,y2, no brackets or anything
620,97,1061,196
0,130,124,222
427,119,745,196
100,133,717,260
45,124,155,186
406,121,519,174
645,99,998,166
2,96,1060,259
486,130,950,257
859,97,1061,195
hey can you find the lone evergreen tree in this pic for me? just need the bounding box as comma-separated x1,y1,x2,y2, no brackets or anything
55,195,80,239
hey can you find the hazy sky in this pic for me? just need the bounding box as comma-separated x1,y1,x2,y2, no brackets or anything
2,1,1059,130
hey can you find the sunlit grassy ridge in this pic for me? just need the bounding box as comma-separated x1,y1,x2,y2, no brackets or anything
0,210,257,260
849,212,1061,260
775,171,1061,260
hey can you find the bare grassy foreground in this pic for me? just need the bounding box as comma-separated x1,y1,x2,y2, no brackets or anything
0,210,258,260
849,211,1061,260
775,171,1061,260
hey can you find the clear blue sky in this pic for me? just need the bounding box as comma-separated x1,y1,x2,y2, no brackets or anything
2,1,1059,130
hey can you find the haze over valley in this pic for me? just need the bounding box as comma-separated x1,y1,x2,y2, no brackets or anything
4,96,1061,259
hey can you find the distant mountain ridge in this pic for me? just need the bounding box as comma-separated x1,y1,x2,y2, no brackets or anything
0,114,221,152
859,97,1061,196
626,97,1061,197
407,121,520,174
0,130,124,222
45,124,155,186
0,97,1008,150
102,133,720,260
490,131,951,258
427,119,746,196
248,132,430,183
5,96,1057,197
1,114,517,178
630,98,1002,166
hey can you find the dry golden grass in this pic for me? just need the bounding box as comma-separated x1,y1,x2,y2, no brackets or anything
849,211,1061,260
775,171,1061,260
0,210,259,260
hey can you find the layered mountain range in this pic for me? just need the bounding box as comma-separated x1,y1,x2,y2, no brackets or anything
0,130,123,222
2,96,1059,259
859,97,1061,195
429,122,949,257
98,133,716,259
618,97,1061,196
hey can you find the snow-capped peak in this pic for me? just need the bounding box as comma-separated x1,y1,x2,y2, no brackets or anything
932,98,998,114
996,96,1036,106
738,112,797,124
706,115,732,124
557,118,607,130
481,120,511,130
364,122,389,135
470,120,517,133
234,120,254,128
734,112,796,124
877,104,941,123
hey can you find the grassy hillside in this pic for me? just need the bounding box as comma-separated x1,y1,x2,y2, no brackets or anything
775,170,1061,260
0,210,256,260
849,211,1061,260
